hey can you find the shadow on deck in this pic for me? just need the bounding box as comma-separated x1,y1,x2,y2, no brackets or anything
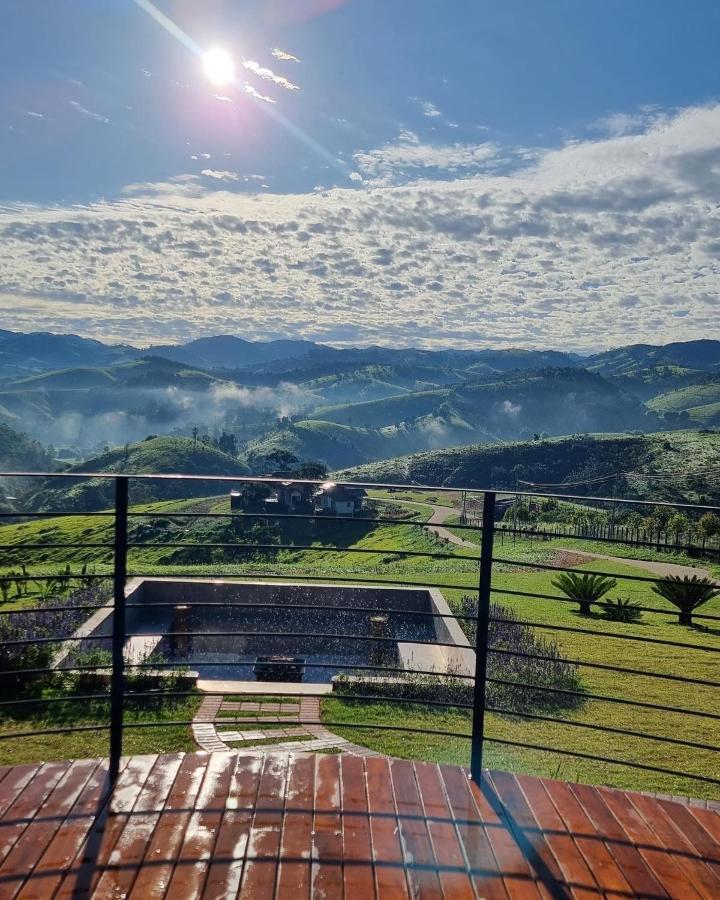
0,751,718,898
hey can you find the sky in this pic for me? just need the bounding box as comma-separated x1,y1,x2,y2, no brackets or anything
1,0,719,351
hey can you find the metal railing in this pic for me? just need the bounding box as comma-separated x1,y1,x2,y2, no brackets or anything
1,470,719,796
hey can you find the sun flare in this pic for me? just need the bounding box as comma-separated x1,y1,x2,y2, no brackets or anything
202,47,235,86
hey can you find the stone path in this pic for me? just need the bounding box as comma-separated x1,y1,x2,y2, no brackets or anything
191,693,379,756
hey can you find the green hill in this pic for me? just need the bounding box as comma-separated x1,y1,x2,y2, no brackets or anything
587,340,720,377
337,430,720,504
312,368,655,436
648,379,720,423
246,414,487,470
26,436,249,512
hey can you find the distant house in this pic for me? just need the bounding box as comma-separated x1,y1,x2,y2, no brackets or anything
230,473,314,514
315,482,366,516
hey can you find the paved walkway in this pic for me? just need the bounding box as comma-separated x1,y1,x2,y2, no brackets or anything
191,693,379,756
376,497,480,549
568,548,717,582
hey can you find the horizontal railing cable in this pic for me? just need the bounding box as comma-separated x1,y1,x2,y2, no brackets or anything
3,469,720,512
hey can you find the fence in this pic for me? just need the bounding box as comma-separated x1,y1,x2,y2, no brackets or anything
1,471,719,797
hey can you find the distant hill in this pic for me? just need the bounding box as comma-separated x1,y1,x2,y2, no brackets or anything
312,368,655,435
648,378,720,425
0,331,138,377
246,414,488,470
337,430,720,504
146,335,319,370
587,340,720,377
27,436,249,512
0,422,55,473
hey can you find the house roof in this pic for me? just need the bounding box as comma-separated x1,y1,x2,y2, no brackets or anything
318,482,366,500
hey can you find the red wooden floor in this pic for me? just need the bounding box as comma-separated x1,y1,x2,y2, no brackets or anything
0,751,717,898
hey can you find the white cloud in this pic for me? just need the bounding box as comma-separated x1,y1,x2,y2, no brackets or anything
68,100,110,124
200,170,240,182
353,132,497,183
271,48,300,62
421,100,441,118
2,102,720,351
241,59,299,91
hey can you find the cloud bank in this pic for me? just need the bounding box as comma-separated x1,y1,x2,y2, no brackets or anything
1,102,719,351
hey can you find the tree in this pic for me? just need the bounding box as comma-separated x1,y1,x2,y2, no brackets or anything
297,461,328,481
217,432,238,457
191,427,199,445
551,572,617,615
651,575,720,626
666,513,690,537
698,513,720,538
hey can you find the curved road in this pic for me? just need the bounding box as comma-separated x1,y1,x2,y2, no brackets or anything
377,497,717,579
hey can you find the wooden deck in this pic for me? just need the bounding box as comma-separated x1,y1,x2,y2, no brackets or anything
0,751,717,898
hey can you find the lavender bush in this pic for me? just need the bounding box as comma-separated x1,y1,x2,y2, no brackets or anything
0,583,111,695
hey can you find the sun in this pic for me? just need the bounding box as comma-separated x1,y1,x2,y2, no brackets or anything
202,47,235,86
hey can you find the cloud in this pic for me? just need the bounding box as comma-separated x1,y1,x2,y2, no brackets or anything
241,59,299,91
353,131,497,183
2,102,720,351
420,100,441,118
200,170,240,182
26,111,44,119
243,83,276,104
68,100,109,124
271,48,300,62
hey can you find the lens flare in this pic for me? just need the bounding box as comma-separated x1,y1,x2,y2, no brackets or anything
202,48,235,86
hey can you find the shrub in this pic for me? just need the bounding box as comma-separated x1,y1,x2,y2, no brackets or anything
335,599,586,716
651,575,720,626
459,597,584,713
551,572,617,615
601,597,643,624
0,583,110,695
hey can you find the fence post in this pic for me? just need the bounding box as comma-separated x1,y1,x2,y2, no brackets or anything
470,490,496,783
109,475,129,783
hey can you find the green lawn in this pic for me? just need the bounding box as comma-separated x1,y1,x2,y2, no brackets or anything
3,493,720,798
0,692,200,766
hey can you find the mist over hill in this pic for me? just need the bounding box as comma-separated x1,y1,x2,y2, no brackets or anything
1,329,719,479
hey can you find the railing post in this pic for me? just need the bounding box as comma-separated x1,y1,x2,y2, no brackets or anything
109,475,129,783
471,490,496,783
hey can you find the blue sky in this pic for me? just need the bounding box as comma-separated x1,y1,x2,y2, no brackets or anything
1,1,719,349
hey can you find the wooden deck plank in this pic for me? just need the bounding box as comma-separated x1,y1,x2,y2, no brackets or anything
239,752,289,899
626,792,720,899
203,755,264,900
569,782,669,898
0,752,714,898
513,774,600,900
340,754,375,900
0,762,69,869
275,753,315,900
164,751,237,899
541,779,633,898
0,759,98,899
92,753,183,900
0,766,41,821
312,753,344,899
655,799,720,882
440,764,511,899
599,786,705,899
128,752,209,900
389,759,443,899
365,756,410,900
413,762,474,900
55,754,156,899
487,771,572,900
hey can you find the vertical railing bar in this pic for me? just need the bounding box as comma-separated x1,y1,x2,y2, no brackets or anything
471,490,496,783
109,475,129,783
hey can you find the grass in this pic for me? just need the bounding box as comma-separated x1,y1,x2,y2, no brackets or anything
0,692,200,766
3,490,720,797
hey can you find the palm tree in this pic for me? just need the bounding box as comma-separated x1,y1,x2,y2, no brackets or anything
651,575,720,626
551,572,617,615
